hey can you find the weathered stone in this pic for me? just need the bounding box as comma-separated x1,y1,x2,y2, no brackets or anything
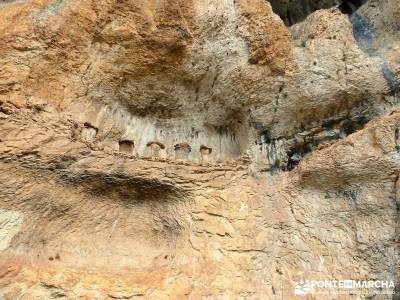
0,0,399,298
0,209,23,251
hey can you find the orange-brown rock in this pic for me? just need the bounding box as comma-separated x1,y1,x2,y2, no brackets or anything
0,0,399,299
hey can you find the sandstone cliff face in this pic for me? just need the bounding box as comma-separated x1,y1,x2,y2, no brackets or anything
0,0,399,299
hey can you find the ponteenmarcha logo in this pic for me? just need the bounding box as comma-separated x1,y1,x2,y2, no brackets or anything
293,279,396,296
294,280,310,295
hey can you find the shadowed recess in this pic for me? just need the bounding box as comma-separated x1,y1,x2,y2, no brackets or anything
61,171,188,205
269,0,368,26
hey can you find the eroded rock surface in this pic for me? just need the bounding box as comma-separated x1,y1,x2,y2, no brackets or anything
0,0,399,299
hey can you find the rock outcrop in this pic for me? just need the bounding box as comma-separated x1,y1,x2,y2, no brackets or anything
0,0,399,298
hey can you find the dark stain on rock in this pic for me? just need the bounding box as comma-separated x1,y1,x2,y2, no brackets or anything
350,13,377,55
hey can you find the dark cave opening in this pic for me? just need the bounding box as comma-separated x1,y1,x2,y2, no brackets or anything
338,0,368,15
269,0,368,26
